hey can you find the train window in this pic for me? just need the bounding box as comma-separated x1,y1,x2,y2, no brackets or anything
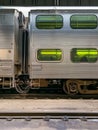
36,15,63,29
37,49,62,61
70,15,97,29
71,48,98,63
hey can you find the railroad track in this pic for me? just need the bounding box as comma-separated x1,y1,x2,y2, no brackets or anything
0,112,98,120
0,112,98,130
0,93,98,99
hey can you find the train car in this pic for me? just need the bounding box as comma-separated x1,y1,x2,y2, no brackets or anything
27,7,98,95
0,9,28,93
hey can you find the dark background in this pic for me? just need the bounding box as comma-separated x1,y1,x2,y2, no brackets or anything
0,0,98,6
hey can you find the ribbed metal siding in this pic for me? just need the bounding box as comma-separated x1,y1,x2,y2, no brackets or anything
0,26,13,48
0,0,98,6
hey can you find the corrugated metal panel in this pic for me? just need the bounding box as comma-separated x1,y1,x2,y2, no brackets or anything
10,0,24,6
81,0,98,6
0,0,98,6
0,0,11,5
36,0,55,6
60,0,81,6
24,0,34,6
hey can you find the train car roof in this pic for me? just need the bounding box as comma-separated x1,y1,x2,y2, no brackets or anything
1,6,98,17
29,6,98,10
27,6,98,10
29,6,98,14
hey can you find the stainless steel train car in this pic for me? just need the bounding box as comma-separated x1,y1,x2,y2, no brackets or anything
1,7,98,95
0,9,28,93
27,7,98,95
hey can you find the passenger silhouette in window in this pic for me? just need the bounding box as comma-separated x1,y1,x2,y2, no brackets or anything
81,56,88,62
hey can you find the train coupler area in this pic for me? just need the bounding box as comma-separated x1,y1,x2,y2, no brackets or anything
17,74,29,81
15,74,30,94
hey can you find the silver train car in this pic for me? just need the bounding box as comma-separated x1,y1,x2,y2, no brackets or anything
1,7,98,95
0,9,27,93
27,7,98,95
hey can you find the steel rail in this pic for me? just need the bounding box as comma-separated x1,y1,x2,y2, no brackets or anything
0,112,98,120
0,93,98,99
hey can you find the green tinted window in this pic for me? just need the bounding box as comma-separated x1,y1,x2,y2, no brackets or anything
70,15,97,29
36,15,63,29
37,49,62,61
71,48,98,63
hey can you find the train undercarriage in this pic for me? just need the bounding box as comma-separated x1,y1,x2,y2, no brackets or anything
0,75,98,95
15,75,98,95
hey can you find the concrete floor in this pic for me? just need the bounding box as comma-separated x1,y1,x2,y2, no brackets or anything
0,99,98,113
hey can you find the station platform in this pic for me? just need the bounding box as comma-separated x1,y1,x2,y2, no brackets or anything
0,99,98,113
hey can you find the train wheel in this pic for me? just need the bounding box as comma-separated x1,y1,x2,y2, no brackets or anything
63,80,79,95
15,80,30,94
15,75,30,94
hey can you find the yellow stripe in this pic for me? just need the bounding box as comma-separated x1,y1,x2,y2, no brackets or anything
77,51,97,55
41,52,61,55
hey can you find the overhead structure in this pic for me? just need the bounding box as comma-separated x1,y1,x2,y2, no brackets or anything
0,0,98,6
